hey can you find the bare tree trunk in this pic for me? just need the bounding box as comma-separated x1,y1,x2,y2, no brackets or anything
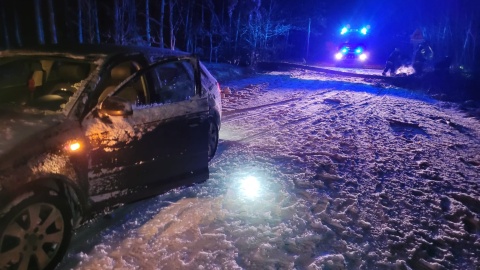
209,34,213,62
227,0,238,34
128,0,137,43
234,11,240,54
93,0,100,43
1,6,10,48
306,18,311,60
201,0,204,25
461,22,473,67
209,2,215,63
14,7,22,47
145,0,151,46
184,1,191,52
47,0,57,44
34,0,45,45
86,0,97,44
159,0,165,48
78,0,83,43
84,0,91,43
168,0,174,49
61,0,69,41
114,0,120,44
200,0,205,51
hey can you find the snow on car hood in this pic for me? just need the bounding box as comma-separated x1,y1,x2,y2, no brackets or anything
0,109,63,156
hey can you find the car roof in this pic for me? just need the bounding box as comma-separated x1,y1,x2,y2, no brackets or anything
0,44,191,60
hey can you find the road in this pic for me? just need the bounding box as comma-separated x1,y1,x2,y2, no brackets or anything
58,67,480,269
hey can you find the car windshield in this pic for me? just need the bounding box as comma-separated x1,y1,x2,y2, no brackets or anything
0,56,95,113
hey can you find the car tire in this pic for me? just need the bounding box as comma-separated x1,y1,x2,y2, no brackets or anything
0,191,73,270
208,120,219,161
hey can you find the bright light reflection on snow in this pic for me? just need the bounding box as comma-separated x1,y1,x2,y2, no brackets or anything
395,65,415,75
239,175,261,199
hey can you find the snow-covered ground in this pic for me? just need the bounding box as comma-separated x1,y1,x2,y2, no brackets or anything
59,68,480,269
319,66,384,76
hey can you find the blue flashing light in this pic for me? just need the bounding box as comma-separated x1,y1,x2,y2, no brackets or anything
361,27,368,35
341,47,349,54
355,47,363,54
340,27,349,35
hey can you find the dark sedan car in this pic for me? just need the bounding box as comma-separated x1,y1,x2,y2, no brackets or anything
0,45,221,270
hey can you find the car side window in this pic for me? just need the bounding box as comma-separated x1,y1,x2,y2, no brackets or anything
98,61,148,106
113,75,147,105
150,60,196,104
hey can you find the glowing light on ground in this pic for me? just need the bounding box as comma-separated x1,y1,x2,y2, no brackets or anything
239,176,261,199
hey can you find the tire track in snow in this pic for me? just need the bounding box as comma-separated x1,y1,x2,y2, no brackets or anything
223,91,377,144
222,90,330,123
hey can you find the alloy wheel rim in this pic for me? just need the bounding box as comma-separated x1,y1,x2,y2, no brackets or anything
0,202,65,270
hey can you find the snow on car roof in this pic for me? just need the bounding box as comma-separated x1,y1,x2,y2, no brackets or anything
0,44,191,61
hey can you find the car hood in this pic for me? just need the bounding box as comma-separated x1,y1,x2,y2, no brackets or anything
0,108,64,156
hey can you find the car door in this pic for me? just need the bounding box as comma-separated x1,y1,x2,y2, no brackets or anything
84,57,209,202
133,57,210,185
83,59,153,200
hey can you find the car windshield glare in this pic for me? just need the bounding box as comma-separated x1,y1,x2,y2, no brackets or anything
0,56,94,112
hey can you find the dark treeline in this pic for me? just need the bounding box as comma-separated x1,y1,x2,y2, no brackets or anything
0,0,479,70
0,0,326,65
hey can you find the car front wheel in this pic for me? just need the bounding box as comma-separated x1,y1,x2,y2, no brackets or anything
208,120,219,161
0,191,72,270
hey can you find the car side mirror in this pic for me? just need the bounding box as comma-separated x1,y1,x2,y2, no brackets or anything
98,96,133,117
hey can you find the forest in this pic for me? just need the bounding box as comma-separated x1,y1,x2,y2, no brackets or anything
0,0,479,70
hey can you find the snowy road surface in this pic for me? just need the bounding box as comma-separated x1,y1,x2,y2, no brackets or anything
58,69,480,269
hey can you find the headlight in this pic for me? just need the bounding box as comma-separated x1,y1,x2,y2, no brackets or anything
359,53,367,61
335,52,343,60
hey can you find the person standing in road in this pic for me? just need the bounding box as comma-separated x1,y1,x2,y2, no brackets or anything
382,48,401,76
